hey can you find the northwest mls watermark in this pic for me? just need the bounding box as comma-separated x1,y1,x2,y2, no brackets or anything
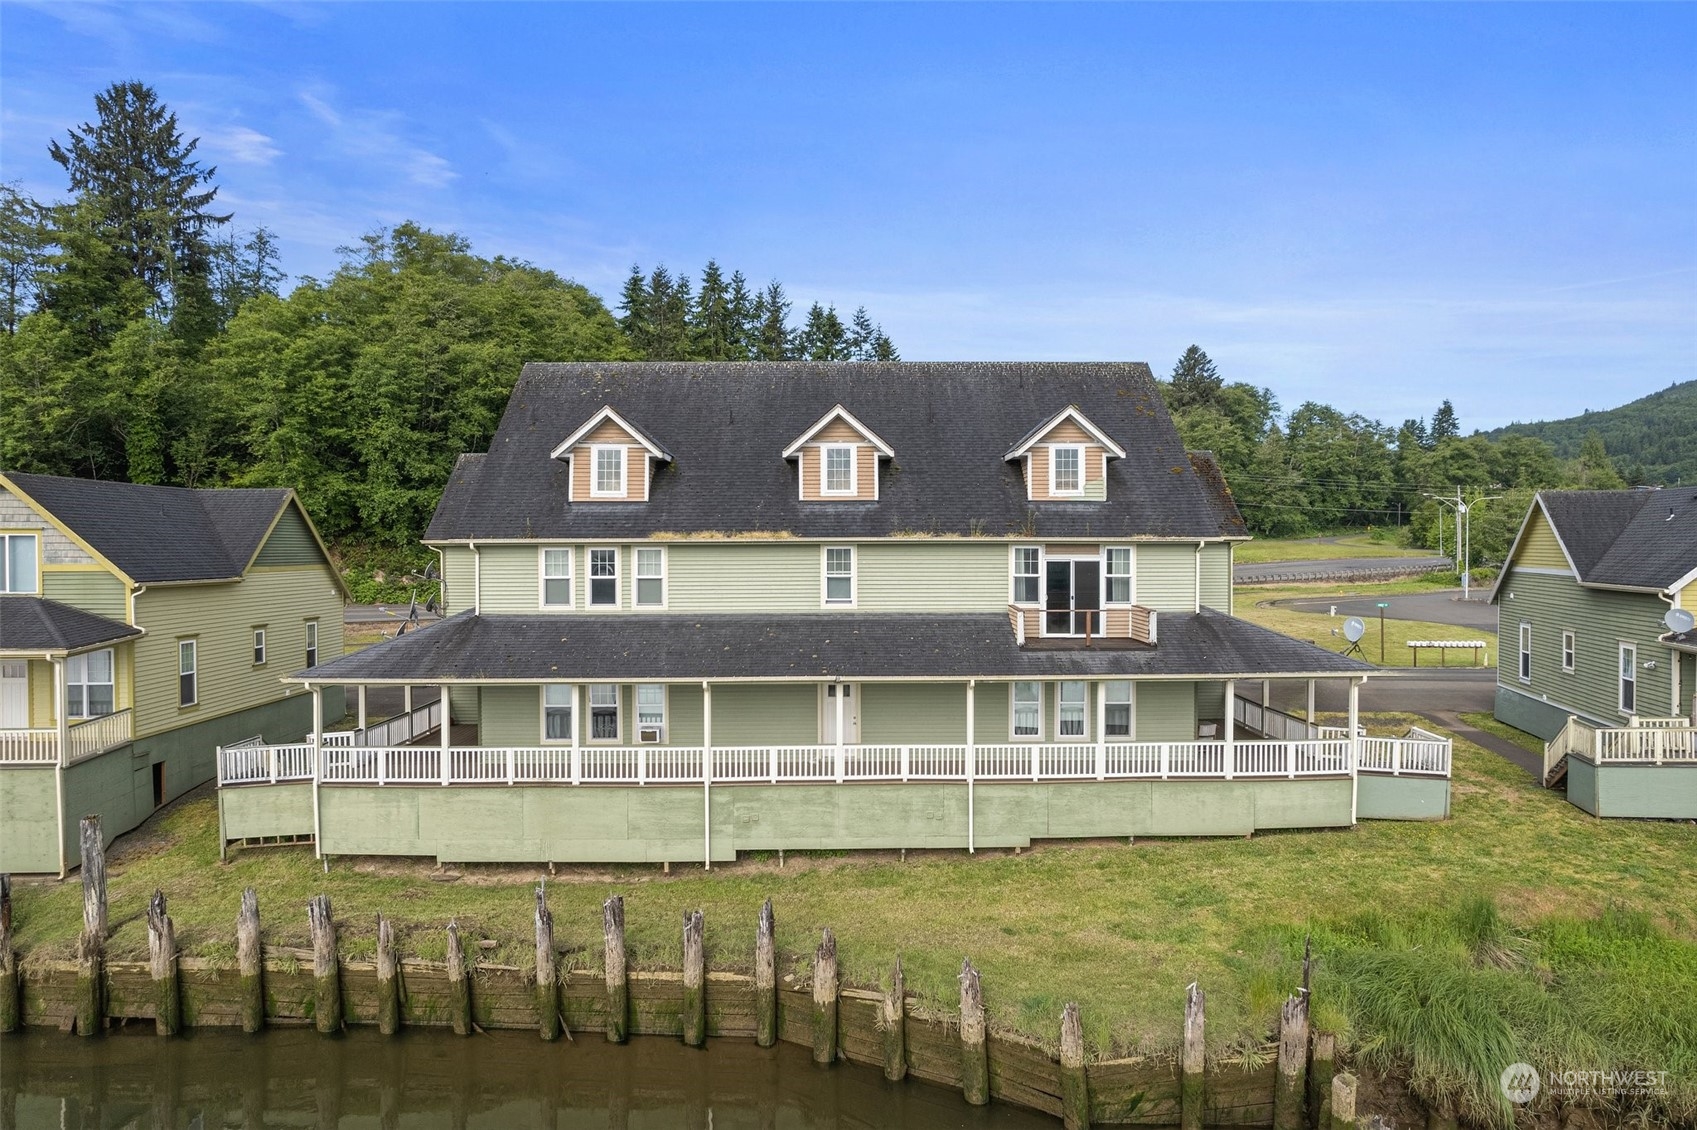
1500,1062,1671,1105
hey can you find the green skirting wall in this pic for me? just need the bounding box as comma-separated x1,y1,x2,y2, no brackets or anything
1493,685,1577,743
0,767,58,874
221,776,1358,864
1565,757,1697,819
1356,774,1450,820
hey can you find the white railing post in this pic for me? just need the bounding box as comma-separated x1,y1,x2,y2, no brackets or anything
769,746,778,783
833,681,846,784
269,743,278,785
702,680,713,870
506,746,515,786
1348,677,1362,824
377,740,387,786
1223,679,1235,779
966,680,977,853
310,684,324,858
1160,742,1170,779
570,684,581,784
1032,743,1040,781
639,747,648,786
901,744,911,782
1392,740,1402,776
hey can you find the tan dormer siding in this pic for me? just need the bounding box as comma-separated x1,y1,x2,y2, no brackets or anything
569,420,650,503
799,419,879,501
1027,420,1109,501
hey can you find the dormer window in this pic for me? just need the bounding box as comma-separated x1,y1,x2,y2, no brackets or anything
592,446,626,496
550,405,672,504
822,445,856,495
1005,406,1126,503
1050,445,1083,495
784,404,895,503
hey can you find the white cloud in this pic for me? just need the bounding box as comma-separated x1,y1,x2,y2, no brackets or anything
202,124,280,166
294,86,456,189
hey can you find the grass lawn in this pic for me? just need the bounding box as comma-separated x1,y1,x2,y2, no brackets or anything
1232,579,1497,669
9,719,1694,1123
1232,534,1437,565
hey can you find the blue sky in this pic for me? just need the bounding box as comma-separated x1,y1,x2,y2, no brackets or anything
2,3,1693,430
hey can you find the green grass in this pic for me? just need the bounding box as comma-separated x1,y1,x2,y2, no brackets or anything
1233,580,1497,669
1233,533,1434,565
1459,712,1547,756
9,720,1694,1123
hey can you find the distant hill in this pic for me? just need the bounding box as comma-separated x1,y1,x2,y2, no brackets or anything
1482,380,1697,485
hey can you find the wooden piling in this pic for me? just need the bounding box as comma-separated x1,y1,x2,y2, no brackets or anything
881,955,907,1083
1309,1032,1335,1130
307,893,341,1034
1274,994,1309,1130
1181,983,1205,1130
446,918,472,1036
959,958,989,1105
682,909,706,1047
811,928,838,1065
603,895,628,1044
535,886,561,1041
0,875,17,1034
237,887,264,1033
1330,1073,1357,1130
1060,1001,1090,1129
75,815,105,1037
376,914,400,1036
754,898,776,1048
146,889,180,1036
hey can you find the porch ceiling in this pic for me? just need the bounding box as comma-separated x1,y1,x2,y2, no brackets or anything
0,595,140,654
292,609,1374,684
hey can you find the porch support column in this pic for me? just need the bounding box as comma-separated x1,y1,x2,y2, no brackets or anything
1306,680,1316,731
53,657,69,878
1347,677,1362,825
570,684,581,784
404,685,413,715
1223,679,1235,779
439,684,451,786
702,682,713,871
833,680,846,784
1261,679,1270,709
310,683,323,859
1094,680,1107,780
966,680,976,854
356,685,367,732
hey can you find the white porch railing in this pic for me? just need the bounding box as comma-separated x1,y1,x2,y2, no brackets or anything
1544,715,1697,774
353,699,443,749
0,730,58,763
0,709,134,765
217,734,1449,787
1233,696,1320,742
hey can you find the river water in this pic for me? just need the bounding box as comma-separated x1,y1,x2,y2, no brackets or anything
0,1027,1061,1128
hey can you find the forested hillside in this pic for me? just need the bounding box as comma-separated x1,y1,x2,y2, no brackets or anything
1483,381,1696,486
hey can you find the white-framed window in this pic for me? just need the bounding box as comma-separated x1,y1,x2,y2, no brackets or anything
1057,681,1087,739
1012,681,1042,738
1105,547,1132,604
592,446,626,496
1104,681,1133,737
1049,445,1083,495
822,444,856,495
588,684,621,741
637,684,666,739
0,533,38,593
178,639,197,707
304,620,318,668
635,547,665,607
1518,623,1532,683
1012,546,1041,604
67,649,115,719
252,628,267,666
589,548,619,607
1561,630,1575,673
823,546,855,606
543,684,574,742
1619,643,1637,714
541,548,573,607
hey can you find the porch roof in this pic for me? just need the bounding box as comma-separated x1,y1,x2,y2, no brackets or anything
291,609,1374,683
0,596,141,654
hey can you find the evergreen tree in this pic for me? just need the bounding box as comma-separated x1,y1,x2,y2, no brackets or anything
725,270,754,360
869,331,899,361
0,184,49,334
797,302,849,360
1429,399,1460,443
752,281,792,360
209,226,284,323
1399,417,1430,451
847,306,876,358
617,265,650,354
1577,431,1626,489
643,265,692,360
1167,345,1223,411
693,260,736,361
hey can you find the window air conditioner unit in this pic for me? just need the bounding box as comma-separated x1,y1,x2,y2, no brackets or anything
638,727,663,744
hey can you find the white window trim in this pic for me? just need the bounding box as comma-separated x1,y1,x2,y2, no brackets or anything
1055,681,1089,742
1103,546,1134,606
1560,629,1575,674
587,684,622,743
1103,680,1135,740
179,639,198,708
588,547,620,608
1048,445,1085,496
252,628,267,667
590,445,627,497
820,443,858,496
541,683,576,744
636,683,668,740
540,546,574,609
66,648,116,720
822,545,857,607
304,619,319,668
1010,681,1043,740
634,546,667,609
1010,544,1043,606
1619,642,1637,715
0,532,40,594
1518,622,1532,684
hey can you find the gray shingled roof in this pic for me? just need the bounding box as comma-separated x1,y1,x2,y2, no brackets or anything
293,610,1371,682
4,472,291,583
424,362,1248,542
0,596,141,653
1535,489,1697,591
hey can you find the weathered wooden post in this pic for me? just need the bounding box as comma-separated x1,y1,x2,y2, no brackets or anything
604,895,628,1043
959,958,989,1106
446,918,472,1036
755,898,776,1048
1181,983,1205,1130
75,815,106,1037
0,875,18,1034
1061,1001,1090,1130
1274,994,1309,1130
237,888,264,1033
682,909,706,1047
536,886,561,1041
811,928,838,1065
307,893,341,1034
1309,1032,1335,1130
147,889,180,1036
881,955,907,1082
1330,1073,1357,1130
376,914,400,1036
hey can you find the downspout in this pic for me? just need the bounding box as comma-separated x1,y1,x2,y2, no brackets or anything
470,541,482,615
702,681,713,870
1657,589,1683,718
1194,540,1204,613
966,679,976,854
53,657,67,879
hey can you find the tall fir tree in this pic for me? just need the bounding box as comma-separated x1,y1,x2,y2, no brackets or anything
725,270,754,360
0,184,49,334
617,265,650,355
693,260,736,360
797,302,849,360
1429,400,1460,443
1167,345,1223,411
752,280,792,360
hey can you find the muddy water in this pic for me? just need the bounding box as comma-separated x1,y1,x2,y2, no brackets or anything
0,1027,1060,1128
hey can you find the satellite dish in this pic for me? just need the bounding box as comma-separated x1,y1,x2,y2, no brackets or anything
1343,617,1367,643
1667,608,1696,635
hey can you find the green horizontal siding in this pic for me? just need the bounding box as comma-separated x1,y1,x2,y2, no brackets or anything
438,547,474,615
252,502,325,567
856,543,1007,610
1199,543,1232,613
41,570,127,621
666,544,820,613
1137,681,1197,741
478,544,542,614
1135,544,1197,612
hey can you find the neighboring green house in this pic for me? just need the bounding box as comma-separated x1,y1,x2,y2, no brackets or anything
217,362,1452,867
0,472,346,874
1490,489,1696,817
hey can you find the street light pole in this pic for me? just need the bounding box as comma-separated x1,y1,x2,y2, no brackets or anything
1459,491,1503,602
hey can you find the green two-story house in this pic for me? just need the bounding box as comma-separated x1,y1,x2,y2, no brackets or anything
0,472,346,874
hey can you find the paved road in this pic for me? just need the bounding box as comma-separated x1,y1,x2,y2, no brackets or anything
345,603,443,625
1235,555,1453,584
1259,668,1497,716
1269,589,1497,633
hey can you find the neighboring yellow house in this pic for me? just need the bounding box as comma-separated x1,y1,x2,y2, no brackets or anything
0,471,347,874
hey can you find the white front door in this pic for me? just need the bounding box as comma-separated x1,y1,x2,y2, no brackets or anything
0,661,27,729
823,683,859,744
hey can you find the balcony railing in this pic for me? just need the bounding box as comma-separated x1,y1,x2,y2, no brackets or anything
0,709,134,766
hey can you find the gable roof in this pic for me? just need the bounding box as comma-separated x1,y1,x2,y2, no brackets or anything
2,471,297,584
425,362,1248,543
547,405,673,462
0,596,141,653
1003,405,1128,461
781,404,896,459
1495,489,1697,598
